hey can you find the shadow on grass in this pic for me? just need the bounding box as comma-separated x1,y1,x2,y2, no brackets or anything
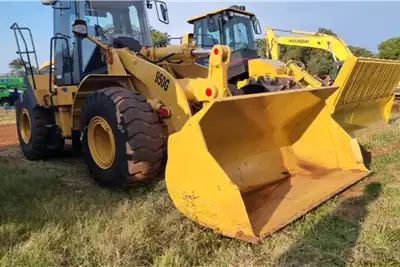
360,144,372,169
277,182,381,267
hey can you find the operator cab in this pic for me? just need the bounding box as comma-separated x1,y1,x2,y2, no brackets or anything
187,6,262,82
41,0,167,86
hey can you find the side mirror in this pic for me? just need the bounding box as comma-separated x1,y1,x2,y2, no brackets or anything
71,19,88,38
252,17,262,35
155,1,169,24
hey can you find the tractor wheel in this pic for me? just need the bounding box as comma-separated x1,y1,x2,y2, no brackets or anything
80,87,166,188
1,99,13,108
16,91,64,160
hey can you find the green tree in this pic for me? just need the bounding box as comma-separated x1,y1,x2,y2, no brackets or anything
317,28,337,36
255,38,266,57
8,58,26,77
278,28,337,77
377,37,400,60
151,28,169,45
307,53,336,77
348,46,374,57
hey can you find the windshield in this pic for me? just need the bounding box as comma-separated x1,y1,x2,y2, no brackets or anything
85,1,152,46
193,12,257,52
193,19,220,48
222,13,256,51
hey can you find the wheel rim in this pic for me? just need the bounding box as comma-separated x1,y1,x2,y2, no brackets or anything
88,116,116,169
20,108,32,144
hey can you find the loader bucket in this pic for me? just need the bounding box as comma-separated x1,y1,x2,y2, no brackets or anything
330,56,400,136
166,87,370,243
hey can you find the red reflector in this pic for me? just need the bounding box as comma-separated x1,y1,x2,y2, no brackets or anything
213,48,219,55
205,88,212,97
158,106,171,118
107,50,113,64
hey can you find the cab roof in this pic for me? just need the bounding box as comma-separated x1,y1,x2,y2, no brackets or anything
187,7,255,24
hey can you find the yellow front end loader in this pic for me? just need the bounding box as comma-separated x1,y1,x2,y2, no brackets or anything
265,27,400,135
187,6,400,136
11,0,370,243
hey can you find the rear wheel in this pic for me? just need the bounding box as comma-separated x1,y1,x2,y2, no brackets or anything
16,91,64,160
80,87,166,188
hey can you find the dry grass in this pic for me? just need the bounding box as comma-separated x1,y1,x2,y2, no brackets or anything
0,115,399,266
0,108,16,125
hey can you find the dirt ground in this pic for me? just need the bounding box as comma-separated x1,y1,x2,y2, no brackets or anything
0,124,18,147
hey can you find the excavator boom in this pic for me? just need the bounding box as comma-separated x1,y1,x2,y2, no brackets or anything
265,27,353,61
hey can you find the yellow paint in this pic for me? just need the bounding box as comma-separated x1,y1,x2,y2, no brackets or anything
39,59,53,71
88,116,116,169
55,106,72,137
247,58,287,77
285,60,324,87
20,108,31,144
265,27,400,136
107,49,127,75
24,30,374,242
27,74,77,106
265,27,353,61
207,45,231,97
187,7,255,24
166,86,370,242
118,44,232,131
330,56,400,134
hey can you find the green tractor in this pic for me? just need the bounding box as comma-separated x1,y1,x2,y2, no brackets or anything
0,77,26,107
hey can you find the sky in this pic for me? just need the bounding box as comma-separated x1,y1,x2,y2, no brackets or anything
0,1,399,73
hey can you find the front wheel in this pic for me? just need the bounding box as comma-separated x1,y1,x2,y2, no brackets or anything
80,87,166,188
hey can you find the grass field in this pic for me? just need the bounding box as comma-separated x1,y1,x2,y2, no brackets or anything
0,111,399,266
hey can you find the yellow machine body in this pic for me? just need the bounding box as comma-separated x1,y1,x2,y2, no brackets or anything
329,56,400,135
15,6,371,242
265,27,400,135
186,8,400,136
27,37,370,242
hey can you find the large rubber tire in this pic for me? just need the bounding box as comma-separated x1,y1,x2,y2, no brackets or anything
16,91,64,160
80,87,166,188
